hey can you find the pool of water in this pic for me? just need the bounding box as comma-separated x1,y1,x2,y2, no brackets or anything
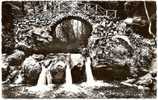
2,81,156,98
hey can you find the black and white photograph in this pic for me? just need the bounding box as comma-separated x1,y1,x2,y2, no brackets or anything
1,0,157,99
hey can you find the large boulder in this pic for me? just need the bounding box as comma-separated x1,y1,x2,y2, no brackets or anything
2,50,25,83
45,54,67,84
88,21,155,80
70,54,86,83
6,49,25,66
21,54,44,85
50,60,66,84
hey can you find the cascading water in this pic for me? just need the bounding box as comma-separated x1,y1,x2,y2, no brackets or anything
37,65,47,85
85,57,95,83
81,57,113,87
27,62,53,93
65,64,72,85
57,54,81,93
57,54,85,94
46,71,53,85
65,54,72,85
37,60,53,86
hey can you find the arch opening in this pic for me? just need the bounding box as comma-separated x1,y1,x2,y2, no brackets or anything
50,16,93,53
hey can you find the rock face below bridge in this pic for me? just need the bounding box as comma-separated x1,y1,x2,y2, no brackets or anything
2,18,156,84
20,53,86,84
2,1,156,85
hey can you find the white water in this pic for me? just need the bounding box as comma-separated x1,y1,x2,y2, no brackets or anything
46,70,53,85
85,57,95,83
82,57,113,87
28,65,53,94
81,57,114,87
65,64,72,85
37,66,47,85
37,60,53,86
14,74,23,84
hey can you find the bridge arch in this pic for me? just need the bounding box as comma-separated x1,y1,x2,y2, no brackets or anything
50,15,94,33
49,15,94,49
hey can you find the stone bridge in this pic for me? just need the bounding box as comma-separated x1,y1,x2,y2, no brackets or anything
3,1,156,84
15,1,118,53
50,1,117,29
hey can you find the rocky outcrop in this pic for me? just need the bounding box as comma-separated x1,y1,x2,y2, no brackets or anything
88,19,155,79
121,71,156,96
6,50,25,66
19,53,88,84
2,50,25,82
21,54,44,84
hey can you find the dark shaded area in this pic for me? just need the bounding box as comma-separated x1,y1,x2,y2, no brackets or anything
2,2,15,54
124,1,156,38
93,65,130,81
71,65,86,83
52,70,65,84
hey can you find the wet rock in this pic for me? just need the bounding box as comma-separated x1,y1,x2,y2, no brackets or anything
2,51,25,83
89,21,155,80
71,65,86,83
6,50,25,66
70,54,86,83
136,72,156,88
41,54,67,84
121,71,156,94
21,54,44,85
45,53,86,84
2,68,20,84
51,60,66,84
20,53,69,84
2,54,9,81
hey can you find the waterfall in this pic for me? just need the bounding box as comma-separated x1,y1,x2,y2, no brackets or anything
65,64,72,85
46,71,52,85
37,65,47,85
28,62,53,93
14,74,23,84
37,60,53,86
85,57,95,83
